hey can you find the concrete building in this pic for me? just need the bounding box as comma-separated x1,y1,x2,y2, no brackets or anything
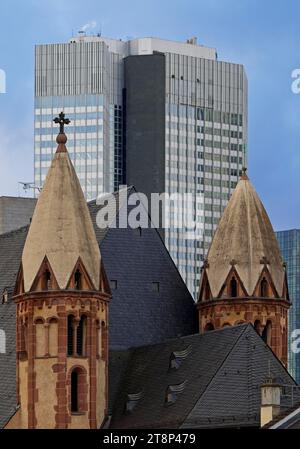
276,229,300,383
34,35,248,298
0,197,36,235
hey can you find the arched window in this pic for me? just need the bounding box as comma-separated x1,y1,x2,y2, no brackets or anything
77,315,87,357
204,282,210,300
43,270,51,290
262,320,272,345
70,367,87,414
67,315,75,356
74,270,82,290
254,320,262,335
260,278,268,297
230,277,237,297
204,322,214,332
71,370,79,412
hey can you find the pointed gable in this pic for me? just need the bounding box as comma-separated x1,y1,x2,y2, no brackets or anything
202,173,285,298
21,129,101,292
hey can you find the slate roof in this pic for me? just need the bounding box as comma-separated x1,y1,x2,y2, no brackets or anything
0,226,28,428
0,189,197,426
89,186,198,350
109,324,298,429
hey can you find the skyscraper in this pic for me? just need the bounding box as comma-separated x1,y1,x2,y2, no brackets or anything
276,229,300,382
34,35,248,298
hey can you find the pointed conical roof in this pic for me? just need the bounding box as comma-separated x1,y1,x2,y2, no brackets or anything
203,173,285,298
22,131,101,292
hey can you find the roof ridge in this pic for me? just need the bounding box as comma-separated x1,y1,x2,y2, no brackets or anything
180,324,250,426
124,324,250,352
0,224,29,239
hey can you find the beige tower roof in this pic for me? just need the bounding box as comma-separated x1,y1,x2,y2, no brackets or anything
204,173,285,298
22,131,101,292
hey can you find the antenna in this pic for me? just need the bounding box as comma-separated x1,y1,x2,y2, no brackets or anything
98,22,102,37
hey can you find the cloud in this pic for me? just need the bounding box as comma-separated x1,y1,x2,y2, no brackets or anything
80,21,97,33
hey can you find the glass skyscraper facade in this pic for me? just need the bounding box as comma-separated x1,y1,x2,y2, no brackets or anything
34,39,124,198
34,36,248,299
164,54,247,296
276,229,300,383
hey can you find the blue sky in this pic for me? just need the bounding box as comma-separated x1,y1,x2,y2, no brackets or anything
0,0,300,230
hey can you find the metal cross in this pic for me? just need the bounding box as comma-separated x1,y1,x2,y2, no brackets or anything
53,111,70,134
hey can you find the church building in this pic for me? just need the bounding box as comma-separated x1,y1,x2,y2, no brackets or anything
0,115,297,429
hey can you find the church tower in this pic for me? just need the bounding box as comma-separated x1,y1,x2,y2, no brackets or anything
12,114,111,429
197,171,290,365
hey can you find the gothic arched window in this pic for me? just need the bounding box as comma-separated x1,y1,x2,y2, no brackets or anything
71,369,79,412
77,315,87,357
262,320,272,345
260,278,268,297
74,270,82,290
254,319,262,335
204,322,214,332
67,315,75,356
230,277,237,297
70,367,87,414
43,270,51,290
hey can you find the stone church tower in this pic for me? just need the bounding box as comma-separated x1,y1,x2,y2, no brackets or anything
10,114,111,429
197,171,290,365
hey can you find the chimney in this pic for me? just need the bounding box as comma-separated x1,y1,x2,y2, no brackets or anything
260,378,282,427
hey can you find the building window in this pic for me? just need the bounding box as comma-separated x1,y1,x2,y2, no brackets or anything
19,320,28,358
126,392,143,413
77,315,87,357
70,367,87,414
110,280,118,290
71,370,79,412
43,269,51,290
151,282,160,293
49,317,58,357
254,320,262,335
74,270,82,290
204,322,214,332
262,320,272,345
68,315,75,356
2,289,8,304
260,278,268,297
230,277,237,297
35,318,45,357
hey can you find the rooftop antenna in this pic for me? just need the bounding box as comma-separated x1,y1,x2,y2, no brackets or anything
97,22,102,37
